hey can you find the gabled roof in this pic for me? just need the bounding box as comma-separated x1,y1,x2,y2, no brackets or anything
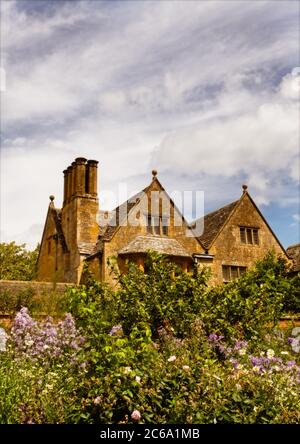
77,242,96,256
98,175,204,249
51,207,68,253
194,189,287,257
101,189,148,241
37,201,68,265
196,200,239,249
118,235,192,258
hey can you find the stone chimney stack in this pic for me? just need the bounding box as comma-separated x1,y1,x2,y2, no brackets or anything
61,157,99,283
86,160,98,197
74,157,87,195
63,158,99,205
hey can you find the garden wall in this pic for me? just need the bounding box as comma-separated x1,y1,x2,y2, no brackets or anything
0,280,72,298
0,280,74,326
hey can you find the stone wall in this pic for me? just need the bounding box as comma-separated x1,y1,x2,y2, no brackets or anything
0,280,72,301
205,193,288,284
101,179,204,286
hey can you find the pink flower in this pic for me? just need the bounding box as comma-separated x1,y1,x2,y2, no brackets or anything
93,396,101,405
131,410,141,421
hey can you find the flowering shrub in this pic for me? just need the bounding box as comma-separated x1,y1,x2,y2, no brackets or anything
0,252,299,423
9,307,84,364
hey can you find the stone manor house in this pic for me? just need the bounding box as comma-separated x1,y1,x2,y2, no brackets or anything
37,157,289,286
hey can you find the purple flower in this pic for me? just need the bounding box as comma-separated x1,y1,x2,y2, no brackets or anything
109,325,123,336
233,340,248,351
208,334,224,342
9,308,83,364
287,360,296,367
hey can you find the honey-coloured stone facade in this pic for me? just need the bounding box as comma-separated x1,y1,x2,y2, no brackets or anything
37,159,289,286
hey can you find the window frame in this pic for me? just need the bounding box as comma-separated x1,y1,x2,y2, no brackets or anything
145,214,169,236
222,265,247,282
239,226,259,245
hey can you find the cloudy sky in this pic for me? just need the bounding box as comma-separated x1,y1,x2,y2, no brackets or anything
0,0,299,249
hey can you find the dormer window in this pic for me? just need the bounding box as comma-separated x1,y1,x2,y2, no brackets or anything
146,215,169,236
240,227,259,245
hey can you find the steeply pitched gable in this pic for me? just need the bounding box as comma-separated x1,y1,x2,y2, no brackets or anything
194,189,288,257
37,200,68,265
98,173,204,250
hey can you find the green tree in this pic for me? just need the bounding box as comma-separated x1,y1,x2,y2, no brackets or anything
0,242,39,281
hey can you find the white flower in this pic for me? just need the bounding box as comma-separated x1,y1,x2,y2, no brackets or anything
213,418,217,424
272,365,281,372
252,366,260,373
182,365,190,371
135,376,141,384
238,348,246,356
124,366,132,374
131,410,141,421
280,351,289,355
167,355,176,362
25,340,34,347
291,327,300,336
266,349,275,359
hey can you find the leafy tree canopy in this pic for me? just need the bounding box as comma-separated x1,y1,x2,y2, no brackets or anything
0,242,39,281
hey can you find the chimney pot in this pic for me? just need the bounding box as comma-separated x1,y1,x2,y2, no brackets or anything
75,157,87,165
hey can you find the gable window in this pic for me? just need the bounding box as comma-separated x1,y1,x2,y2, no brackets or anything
146,215,169,236
147,215,152,234
240,227,259,245
162,217,169,236
222,265,246,282
153,216,160,235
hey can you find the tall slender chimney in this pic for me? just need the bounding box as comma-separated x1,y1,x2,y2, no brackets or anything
86,160,98,196
75,157,87,195
66,166,72,203
63,170,68,205
71,161,76,199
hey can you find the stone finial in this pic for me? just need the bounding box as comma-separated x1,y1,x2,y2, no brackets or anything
152,169,158,179
49,195,55,202
242,184,248,193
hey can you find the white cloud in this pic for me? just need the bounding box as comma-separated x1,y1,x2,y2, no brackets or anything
153,69,299,204
279,69,300,100
0,0,299,248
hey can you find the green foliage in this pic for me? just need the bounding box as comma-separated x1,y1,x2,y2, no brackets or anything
0,242,39,281
283,273,300,313
0,287,68,317
116,253,210,338
0,251,299,424
0,287,35,314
